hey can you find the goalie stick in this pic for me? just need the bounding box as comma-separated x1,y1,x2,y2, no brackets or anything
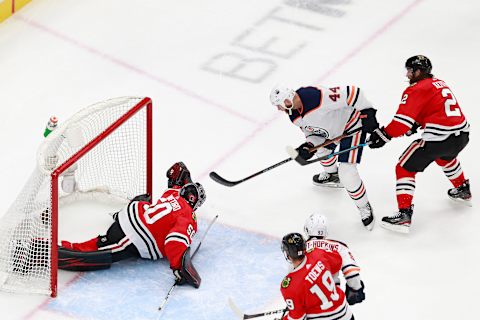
208,130,361,187
157,214,219,313
228,297,286,319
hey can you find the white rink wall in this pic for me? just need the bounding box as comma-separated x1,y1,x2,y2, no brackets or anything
0,0,479,319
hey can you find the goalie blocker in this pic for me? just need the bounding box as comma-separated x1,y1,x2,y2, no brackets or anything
173,247,201,288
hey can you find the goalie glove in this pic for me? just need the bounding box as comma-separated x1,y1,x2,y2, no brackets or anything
167,162,192,188
368,127,391,149
172,247,201,288
345,281,365,305
173,269,186,285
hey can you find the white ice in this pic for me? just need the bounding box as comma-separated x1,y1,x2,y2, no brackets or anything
0,0,479,319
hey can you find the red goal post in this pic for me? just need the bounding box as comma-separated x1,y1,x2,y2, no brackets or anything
0,97,152,297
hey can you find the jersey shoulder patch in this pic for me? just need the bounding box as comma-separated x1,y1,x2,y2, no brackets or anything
281,276,292,288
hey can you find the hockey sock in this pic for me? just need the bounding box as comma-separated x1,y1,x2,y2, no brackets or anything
435,158,466,187
396,165,416,209
320,155,338,174
338,163,369,207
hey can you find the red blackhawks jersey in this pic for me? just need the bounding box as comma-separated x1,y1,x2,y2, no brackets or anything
118,188,197,269
384,78,469,141
280,248,352,320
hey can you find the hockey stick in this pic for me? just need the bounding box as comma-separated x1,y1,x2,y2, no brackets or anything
208,130,360,187
287,142,370,166
209,158,292,187
228,297,286,319
158,214,219,313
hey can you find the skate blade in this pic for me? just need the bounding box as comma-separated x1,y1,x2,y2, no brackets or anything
380,221,410,234
363,217,375,231
448,195,472,207
313,182,344,188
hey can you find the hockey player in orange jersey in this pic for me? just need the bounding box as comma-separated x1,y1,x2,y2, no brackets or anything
368,55,471,233
58,162,205,288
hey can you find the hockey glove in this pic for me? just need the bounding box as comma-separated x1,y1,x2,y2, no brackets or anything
167,162,192,188
405,122,421,136
172,247,202,288
359,108,380,133
295,142,315,160
368,127,391,149
173,269,186,285
345,281,365,305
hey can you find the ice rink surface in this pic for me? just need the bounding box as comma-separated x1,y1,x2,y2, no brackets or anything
0,0,479,319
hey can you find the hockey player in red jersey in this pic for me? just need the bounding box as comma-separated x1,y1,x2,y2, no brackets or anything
279,233,356,320
270,84,380,231
368,55,471,233
58,162,206,288
304,213,365,305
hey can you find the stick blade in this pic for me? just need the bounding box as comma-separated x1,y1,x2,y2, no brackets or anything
228,297,245,319
209,171,237,187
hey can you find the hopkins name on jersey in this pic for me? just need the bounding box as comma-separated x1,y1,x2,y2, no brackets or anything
117,188,197,269
385,78,469,141
288,86,373,146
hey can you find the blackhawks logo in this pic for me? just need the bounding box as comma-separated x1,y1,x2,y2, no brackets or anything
281,277,291,288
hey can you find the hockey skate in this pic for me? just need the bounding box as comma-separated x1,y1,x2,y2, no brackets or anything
358,202,375,231
312,172,343,188
380,206,413,233
448,179,472,206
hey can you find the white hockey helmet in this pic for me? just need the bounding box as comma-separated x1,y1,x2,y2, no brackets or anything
269,85,296,115
304,213,328,238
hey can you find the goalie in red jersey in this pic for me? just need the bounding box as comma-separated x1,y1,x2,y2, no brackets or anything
279,233,357,320
368,55,471,233
58,162,206,288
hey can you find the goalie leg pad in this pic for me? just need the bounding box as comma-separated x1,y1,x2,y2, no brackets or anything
180,247,201,288
58,247,112,271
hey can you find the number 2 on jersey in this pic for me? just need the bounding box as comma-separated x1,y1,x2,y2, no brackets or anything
442,88,461,117
309,270,339,310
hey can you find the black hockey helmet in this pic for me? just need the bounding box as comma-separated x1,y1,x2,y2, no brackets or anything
167,162,192,188
281,233,305,261
405,55,432,74
180,182,206,211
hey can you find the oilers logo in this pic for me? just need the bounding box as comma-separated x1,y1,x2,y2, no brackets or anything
304,126,329,138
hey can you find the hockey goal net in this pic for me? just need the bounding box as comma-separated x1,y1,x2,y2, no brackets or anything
0,97,152,297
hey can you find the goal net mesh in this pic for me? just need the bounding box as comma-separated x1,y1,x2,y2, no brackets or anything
0,97,151,295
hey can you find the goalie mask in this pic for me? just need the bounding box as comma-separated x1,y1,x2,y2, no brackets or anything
270,85,296,115
180,182,206,211
304,213,328,239
281,233,305,262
